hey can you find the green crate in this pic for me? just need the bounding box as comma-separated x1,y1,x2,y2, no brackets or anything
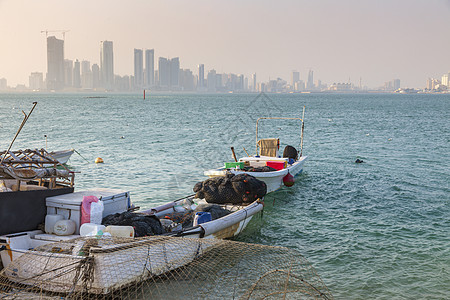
224,162,245,169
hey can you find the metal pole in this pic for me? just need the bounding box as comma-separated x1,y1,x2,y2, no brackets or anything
1,102,38,163
300,106,305,157
231,147,238,162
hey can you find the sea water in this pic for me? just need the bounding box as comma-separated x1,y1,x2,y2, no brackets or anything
0,92,448,299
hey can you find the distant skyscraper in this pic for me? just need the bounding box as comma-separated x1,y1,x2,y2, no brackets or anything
180,69,195,91
169,57,180,88
46,36,65,90
441,73,449,87
100,40,114,90
92,64,100,88
29,72,44,90
252,73,257,92
64,59,73,87
237,74,244,91
73,59,81,88
393,79,400,90
81,60,92,89
145,49,154,88
134,49,143,89
158,57,170,88
291,71,300,87
307,70,314,89
207,69,217,92
198,64,205,88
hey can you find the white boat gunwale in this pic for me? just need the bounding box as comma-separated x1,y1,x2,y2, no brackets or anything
141,195,264,239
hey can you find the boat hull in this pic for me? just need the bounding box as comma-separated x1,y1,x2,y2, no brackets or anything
48,149,74,165
177,199,263,239
205,156,307,193
1,236,215,295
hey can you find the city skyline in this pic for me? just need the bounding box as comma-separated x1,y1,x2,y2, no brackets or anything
1,0,450,88
1,34,450,93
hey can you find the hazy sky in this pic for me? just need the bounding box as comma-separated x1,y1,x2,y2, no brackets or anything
1,0,450,88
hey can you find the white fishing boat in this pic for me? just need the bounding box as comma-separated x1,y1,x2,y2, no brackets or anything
1,235,217,295
142,195,264,239
205,107,308,193
0,232,334,299
0,194,264,295
1,188,264,270
48,148,74,165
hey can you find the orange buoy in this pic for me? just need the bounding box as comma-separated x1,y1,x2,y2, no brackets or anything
95,157,104,164
283,172,295,187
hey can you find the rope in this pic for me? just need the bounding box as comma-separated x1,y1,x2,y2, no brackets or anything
73,149,90,164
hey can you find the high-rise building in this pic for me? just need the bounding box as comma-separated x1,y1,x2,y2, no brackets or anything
307,70,314,89
46,36,65,90
73,59,81,88
441,72,449,87
295,81,305,91
115,75,131,92
81,60,92,89
100,40,114,90
64,60,73,87
237,74,244,91
207,69,217,92
198,64,205,88
258,82,266,93
29,72,44,90
252,73,257,92
180,69,195,91
158,57,180,90
291,71,300,87
92,64,100,89
393,79,400,90
134,49,143,89
145,49,154,88
158,57,170,88
169,57,180,88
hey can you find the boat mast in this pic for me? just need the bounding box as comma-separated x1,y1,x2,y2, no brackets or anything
300,106,305,157
1,102,38,163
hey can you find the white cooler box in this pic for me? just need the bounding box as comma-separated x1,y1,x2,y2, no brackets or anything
46,188,130,234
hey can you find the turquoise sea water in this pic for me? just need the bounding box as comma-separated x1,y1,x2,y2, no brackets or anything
0,93,449,299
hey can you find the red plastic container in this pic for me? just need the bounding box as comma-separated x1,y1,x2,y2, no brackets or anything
266,161,285,170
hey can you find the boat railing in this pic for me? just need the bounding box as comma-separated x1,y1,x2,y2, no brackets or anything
255,107,305,157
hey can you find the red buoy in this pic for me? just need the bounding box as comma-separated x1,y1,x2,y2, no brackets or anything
283,173,295,187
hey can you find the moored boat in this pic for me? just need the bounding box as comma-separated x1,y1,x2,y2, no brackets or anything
1,176,265,270
141,195,263,239
205,107,308,193
47,148,74,165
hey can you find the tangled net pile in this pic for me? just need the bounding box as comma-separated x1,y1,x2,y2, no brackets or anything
0,236,333,299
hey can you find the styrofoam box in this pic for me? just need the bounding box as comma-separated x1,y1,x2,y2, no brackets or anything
46,188,130,234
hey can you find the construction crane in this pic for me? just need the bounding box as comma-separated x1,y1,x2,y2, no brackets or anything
40,30,70,40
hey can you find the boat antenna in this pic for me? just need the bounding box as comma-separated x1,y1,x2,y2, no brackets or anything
299,106,305,158
1,102,38,163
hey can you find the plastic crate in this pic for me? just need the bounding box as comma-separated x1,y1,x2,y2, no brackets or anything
224,162,245,169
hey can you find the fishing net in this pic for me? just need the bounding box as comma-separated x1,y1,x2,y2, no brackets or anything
0,236,333,299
